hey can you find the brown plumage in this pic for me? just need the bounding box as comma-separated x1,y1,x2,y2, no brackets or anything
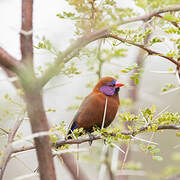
67,77,124,138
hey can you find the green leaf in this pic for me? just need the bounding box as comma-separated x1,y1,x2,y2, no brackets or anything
121,70,128,73
151,148,160,154
56,13,65,18
168,67,174,72
163,14,180,22
135,78,139,85
153,155,163,161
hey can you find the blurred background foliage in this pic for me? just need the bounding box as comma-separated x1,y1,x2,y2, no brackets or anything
0,0,180,179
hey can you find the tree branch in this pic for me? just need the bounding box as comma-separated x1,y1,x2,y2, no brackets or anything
55,124,180,147
107,34,180,67
20,0,33,64
0,113,25,179
8,113,25,143
0,123,178,179
0,127,9,135
0,145,13,179
120,5,180,25
9,124,180,154
0,48,22,73
38,28,180,89
156,14,180,30
39,29,110,88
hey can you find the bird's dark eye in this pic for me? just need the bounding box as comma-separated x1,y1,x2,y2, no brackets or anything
109,84,115,87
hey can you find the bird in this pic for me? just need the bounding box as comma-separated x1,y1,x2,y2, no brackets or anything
67,76,125,139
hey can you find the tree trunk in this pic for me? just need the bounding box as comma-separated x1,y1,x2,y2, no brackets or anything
24,86,56,180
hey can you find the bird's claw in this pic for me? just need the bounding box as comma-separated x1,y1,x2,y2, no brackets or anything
88,133,95,146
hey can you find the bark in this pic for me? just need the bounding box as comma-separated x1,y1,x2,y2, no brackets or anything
24,85,56,180
20,0,33,64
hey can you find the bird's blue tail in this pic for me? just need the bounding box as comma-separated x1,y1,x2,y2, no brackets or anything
67,122,78,139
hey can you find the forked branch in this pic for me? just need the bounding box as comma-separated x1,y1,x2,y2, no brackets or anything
39,29,180,88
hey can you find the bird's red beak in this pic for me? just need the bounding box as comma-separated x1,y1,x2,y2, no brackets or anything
115,83,125,87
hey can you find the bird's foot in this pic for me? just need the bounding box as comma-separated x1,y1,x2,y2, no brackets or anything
103,139,107,145
87,133,95,146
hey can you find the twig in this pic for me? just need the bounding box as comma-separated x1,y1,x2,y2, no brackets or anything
90,0,96,30
119,5,180,25
153,105,170,120
0,112,25,179
13,156,34,172
111,143,125,154
160,86,180,95
176,70,180,84
150,70,175,74
101,97,108,129
0,127,9,135
121,140,130,170
174,144,180,149
96,39,103,80
8,112,25,143
131,135,158,145
39,29,110,87
107,34,180,67
156,14,180,30
140,111,148,126
115,170,147,176
0,145,13,179
54,124,180,147
14,173,39,180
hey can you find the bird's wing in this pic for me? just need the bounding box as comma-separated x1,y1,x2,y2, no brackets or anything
67,93,104,133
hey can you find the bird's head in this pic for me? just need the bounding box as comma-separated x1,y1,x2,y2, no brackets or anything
93,77,125,96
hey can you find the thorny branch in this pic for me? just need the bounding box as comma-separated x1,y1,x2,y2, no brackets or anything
55,124,180,147
39,29,180,88
108,34,180,67
0,113,25,180
0,124,178,179
8,113,25,143
0,124,178,176
0,119,179,177
4,124,180,154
